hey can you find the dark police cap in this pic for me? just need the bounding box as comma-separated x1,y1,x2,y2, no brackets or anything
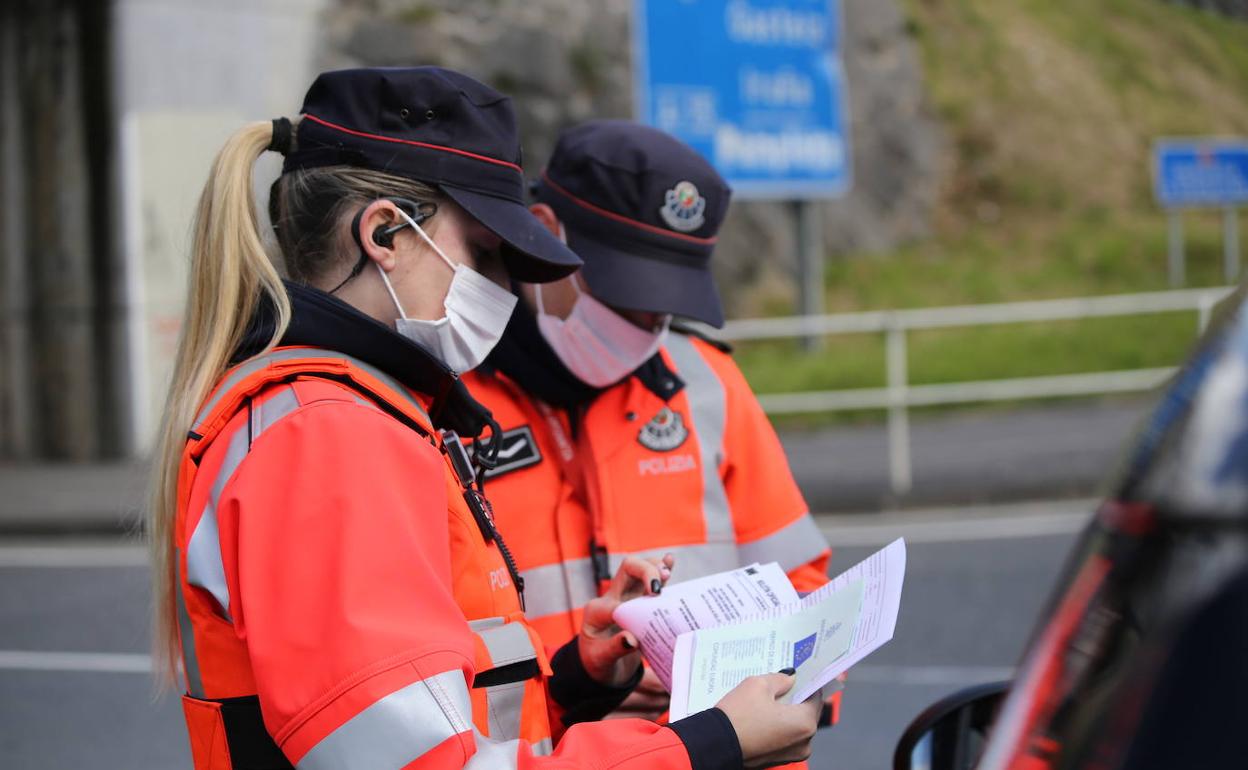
283,67,580,283
532,120,732,327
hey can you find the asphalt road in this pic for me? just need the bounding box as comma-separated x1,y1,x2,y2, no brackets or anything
784,398,1149,512
0,397,1151,535
0,501,1088,769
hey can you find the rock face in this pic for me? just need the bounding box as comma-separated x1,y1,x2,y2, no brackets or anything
321,0,944,315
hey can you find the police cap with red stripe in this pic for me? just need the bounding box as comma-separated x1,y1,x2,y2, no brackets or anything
283,67,581,282
533,120,732,327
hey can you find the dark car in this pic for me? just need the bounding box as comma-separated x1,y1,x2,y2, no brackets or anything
894,290,1248,770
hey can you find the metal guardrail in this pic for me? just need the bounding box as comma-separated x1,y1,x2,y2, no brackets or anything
716,286,1237,496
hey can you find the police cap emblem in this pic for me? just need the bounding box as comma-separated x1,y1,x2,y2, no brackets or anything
638,407,689,452
659,181,707,233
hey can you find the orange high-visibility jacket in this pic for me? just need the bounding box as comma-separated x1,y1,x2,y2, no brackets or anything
464,331,832,648
173,346,715,770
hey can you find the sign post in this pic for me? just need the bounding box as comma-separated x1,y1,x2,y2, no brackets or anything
794,199,824,348
1168,211,1185,288
633,0,851,347
1154,139,1248,286
1226,206,1240,283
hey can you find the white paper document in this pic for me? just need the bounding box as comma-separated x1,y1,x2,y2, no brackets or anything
667,538,907,720
612,562,801,691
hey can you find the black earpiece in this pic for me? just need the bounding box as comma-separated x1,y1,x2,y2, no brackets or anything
332,197,441,294
372,225,399,248
367,197,439,249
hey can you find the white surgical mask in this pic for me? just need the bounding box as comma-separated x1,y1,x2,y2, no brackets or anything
376,208,517,374
534,277,670,388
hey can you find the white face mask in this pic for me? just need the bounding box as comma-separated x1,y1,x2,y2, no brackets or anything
534,276,670,388
376,207,517,374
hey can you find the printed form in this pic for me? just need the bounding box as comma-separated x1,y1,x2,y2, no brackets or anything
612,562,800,691
667,538,907,720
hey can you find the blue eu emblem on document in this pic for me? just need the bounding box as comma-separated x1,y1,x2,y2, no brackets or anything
793,633,817,668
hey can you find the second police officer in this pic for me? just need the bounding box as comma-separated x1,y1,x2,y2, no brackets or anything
465,120,836,721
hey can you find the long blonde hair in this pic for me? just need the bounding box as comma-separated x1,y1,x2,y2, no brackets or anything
149,120,442,685
147,121,291,683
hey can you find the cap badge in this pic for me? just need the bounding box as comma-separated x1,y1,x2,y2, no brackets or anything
638,407,689,452
659,181,707,233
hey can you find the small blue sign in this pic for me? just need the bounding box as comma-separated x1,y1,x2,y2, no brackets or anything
1154,139,1248,208
633,0,850,199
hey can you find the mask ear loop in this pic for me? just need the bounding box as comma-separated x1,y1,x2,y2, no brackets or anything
375,260,410,320
393,205,458,273
534,274,583,318
533,283,547,316
328,198,438,294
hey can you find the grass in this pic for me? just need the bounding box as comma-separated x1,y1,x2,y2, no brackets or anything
736,208,1239,415
733,2,1248,425
736,312,1203,392
735,311,1207,428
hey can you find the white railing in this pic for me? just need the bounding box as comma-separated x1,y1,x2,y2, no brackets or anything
715,286,1237,496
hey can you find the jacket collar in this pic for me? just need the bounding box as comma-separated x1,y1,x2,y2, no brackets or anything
235,280,495,439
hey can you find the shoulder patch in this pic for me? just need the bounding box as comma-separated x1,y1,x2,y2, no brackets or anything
638,407,690,452
671,321,733,354
471,425,543,479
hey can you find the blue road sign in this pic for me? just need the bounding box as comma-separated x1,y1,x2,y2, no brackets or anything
633,0,850,199
1154,139,1248,208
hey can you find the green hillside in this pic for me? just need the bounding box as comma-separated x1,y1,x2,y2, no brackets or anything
737,0,1248,417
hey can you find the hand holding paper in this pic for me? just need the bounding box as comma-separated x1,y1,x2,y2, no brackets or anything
612,539,908,721
611,561,800,690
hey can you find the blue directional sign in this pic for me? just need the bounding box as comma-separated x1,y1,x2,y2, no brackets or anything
1154,139,1248,208
633,0,850,199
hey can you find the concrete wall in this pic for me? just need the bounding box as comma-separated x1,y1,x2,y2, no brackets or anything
113,0,329,453
1,0,329,461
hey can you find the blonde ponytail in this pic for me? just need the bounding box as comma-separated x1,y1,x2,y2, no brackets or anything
148,121,291,686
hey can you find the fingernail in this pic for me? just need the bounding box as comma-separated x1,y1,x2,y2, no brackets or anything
778,667,796,676
650,579,662,594
622,637,636,650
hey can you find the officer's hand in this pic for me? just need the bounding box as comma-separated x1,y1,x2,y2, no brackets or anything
715,671,822,768
605,665,670,721
578,554,674,687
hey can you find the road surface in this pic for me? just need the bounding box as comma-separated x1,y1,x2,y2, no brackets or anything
0,498,1089,768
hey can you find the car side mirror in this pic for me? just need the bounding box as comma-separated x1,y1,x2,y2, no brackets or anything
892,680,1010,770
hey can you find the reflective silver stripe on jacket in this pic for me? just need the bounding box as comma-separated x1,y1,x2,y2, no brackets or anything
185,385,301,622
191,347,429,434
663,333,735,543
737,513,830,572
518,540,742,621
174,569,204,697
467,618,541,741
468,618,539,668
516,560,595,621
297,669,471,770
460,729,553,766
531,737,554,757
